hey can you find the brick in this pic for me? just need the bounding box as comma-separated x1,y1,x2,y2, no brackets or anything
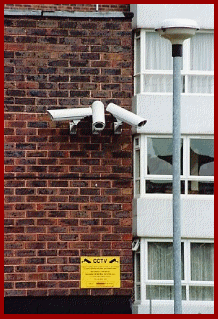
4,282,14,289
15,234,36,242
38,250,57,256
102,234,122,241
80,234,101,241
47,242,67,249
27,290,47,297
59,234,79,241
47,257,67,264
25,242,45,249
4,266,14,273
58,203,79,211
5,290,27,297
26,196,47,203
114,226,132,233
16,266,36,272
49,75,69,82
4,66,14,73
4,274,25,281
90,242,111,249
70,91,90,98
37,234,58,241
38,266,57,272
16,219,34,226
37,281,57,288
4,227,24,233
48,273,68,280
101,204,122,211
15,282,36,288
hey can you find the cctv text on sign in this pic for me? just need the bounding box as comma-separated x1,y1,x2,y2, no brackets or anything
80,256,120,288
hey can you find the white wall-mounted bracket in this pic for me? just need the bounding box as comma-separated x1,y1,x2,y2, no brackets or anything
114,119,122,134
69,120,81,134
132,238,140,251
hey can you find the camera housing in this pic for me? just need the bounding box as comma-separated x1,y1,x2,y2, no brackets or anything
47,107,92,134
91,101,105,134
106,103,147,134
47,107,92,122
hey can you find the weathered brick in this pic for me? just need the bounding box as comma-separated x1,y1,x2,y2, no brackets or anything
80,234,101,241
16,266,36,272
4,11,133,298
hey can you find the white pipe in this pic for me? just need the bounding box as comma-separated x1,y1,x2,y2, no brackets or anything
96,4,99,11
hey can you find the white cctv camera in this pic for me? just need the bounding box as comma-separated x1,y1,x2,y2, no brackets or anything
91,101,105,134
47,107,92,134
47,107,92,121
106,103,147,134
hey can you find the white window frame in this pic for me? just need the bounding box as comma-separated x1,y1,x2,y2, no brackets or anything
134,29,214,95
133,135,214,197
134,238,214,302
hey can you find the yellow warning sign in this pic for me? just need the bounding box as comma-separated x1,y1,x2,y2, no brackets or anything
80,256,120,288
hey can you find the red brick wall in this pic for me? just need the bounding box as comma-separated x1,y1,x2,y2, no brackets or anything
4,15,133,297
4,4,130,12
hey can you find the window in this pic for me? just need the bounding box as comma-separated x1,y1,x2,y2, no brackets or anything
134,239,214,302
134,30,214,95
134,135,214,196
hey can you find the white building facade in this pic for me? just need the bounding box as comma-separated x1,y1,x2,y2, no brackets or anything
130,4,214,314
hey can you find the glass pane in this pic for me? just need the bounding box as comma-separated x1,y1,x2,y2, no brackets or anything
191,243,214,281
188,75,214,94
190,33,214,71
135,150,140,178
189,286,214,301
148,242,184,280
135,37,141,73
135,138,139,147
144,74,173,93
146,180,185,194
136,253,140,282
135,30,140,38
145,32,173,70
146,285,186,300
135,181,140,194
188,181,214,195
190,139,214,176
136,284,141,300
134,76,140,94
147,138,183,175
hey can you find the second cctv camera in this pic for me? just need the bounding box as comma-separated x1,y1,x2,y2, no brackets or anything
106,103,147,133
91,101,105,134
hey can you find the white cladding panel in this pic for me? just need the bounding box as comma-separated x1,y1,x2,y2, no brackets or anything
130,4,214,30
133,196,214,238
132,94,214,135
132,301,214,314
